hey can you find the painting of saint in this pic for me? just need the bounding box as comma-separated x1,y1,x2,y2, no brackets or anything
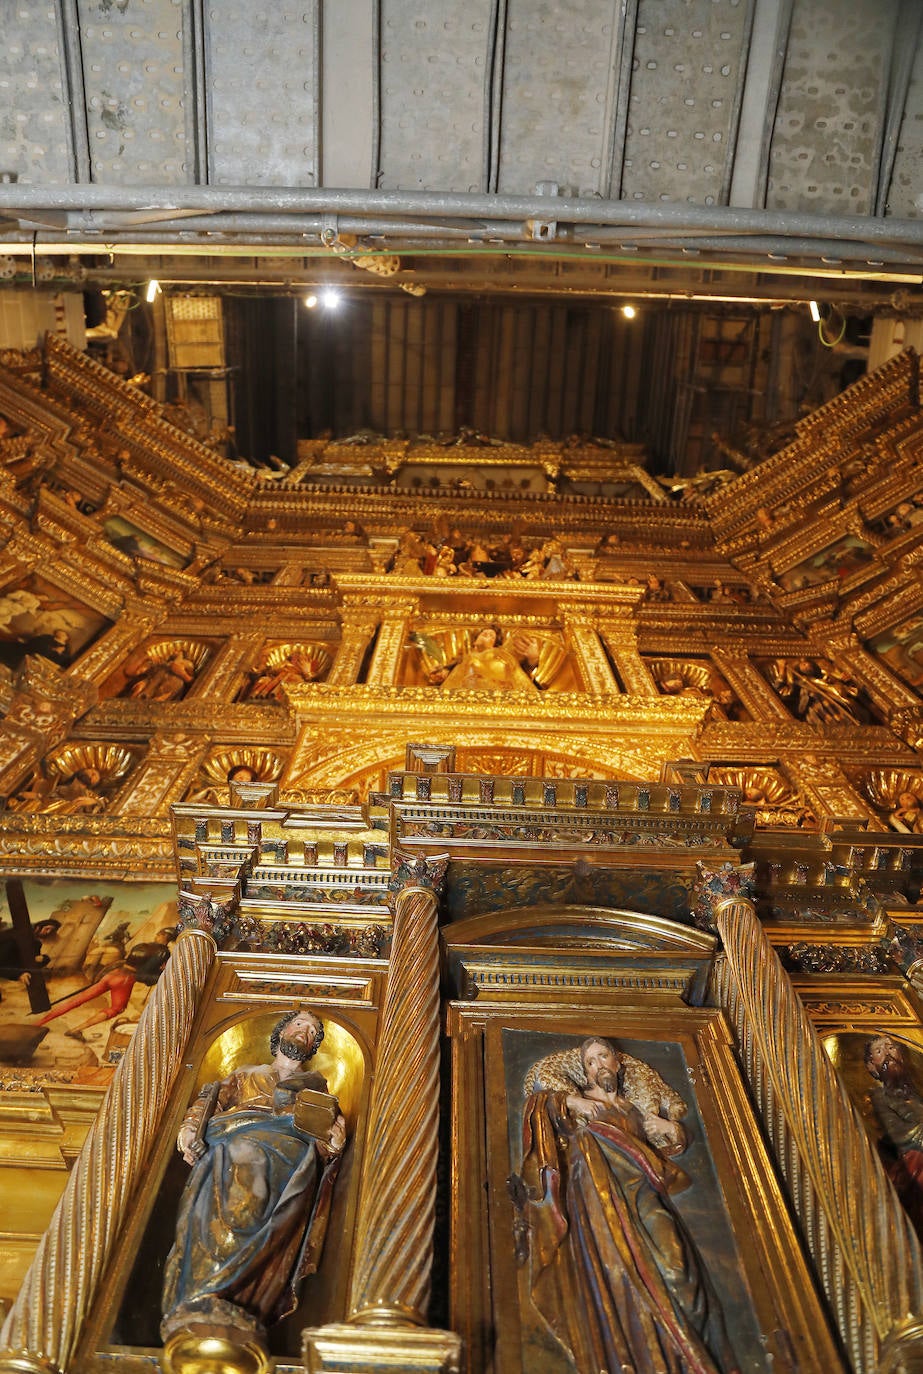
777,534,875,592
102,515,188,568
0,880,178,1084
0,574,110,671
868,618,923,694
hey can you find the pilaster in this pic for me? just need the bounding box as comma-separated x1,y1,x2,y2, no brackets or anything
327,611,380,687
366,600,418,688
597,616,658,695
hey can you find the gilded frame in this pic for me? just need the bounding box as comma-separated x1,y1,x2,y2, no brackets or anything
448,995,842,1374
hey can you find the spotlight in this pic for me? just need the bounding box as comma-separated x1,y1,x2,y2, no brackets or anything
145,279,160,303
322,289,341,309
304,294,318,308
809,300,821,322
621,304,636,319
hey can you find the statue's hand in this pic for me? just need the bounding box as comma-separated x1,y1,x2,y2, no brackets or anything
320,1112,347,1158
644,1114,686,1156
177,1124,203,1165
566,1094,602,1120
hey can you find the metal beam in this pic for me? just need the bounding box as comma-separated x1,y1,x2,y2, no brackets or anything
875,0,923,216
728,0,794,209
54,0,91,184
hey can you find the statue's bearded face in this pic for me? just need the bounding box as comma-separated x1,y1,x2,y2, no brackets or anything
867,1036,905,1083
582,1039,620,1092
278,1012,322,1062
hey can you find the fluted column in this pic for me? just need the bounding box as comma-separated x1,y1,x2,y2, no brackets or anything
703,873,923,1374
305,851,460,1374
0,928,217,1374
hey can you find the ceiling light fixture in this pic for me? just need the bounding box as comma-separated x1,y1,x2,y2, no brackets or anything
145,278,160,303
322,289,341,309
621,304,636,319
808,300,821,322
304,293,318,308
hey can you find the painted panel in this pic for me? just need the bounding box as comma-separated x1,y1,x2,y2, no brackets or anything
0,878,177,1086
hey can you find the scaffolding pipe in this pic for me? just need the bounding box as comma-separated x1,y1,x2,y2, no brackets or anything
0,185,922,247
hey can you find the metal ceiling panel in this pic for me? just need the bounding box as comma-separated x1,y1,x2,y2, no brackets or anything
620,0,754,206
76,0,187,184
378,0,491,192
887,34,923,217
767,0,896,214
0,3,71,185
496,0,626,196
203,3,319,185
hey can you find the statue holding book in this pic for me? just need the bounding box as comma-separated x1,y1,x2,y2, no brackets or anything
161,1009,346,1369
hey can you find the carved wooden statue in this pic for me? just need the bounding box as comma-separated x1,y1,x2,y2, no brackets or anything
161,1009,347,1369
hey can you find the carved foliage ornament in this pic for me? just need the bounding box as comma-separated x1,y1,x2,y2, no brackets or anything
692,861,756,933
177,891,390,958
388,849,450,899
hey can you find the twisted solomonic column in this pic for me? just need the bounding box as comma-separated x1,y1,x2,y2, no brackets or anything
707,883,923,1374
0,927,217,1374
347,850,449,1326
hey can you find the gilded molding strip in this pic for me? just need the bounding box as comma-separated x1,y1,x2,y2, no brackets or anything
712,898,923,1374
347,882,443,1324
0,930,216,1374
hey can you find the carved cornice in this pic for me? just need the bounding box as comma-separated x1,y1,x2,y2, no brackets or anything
706,349,919,535
72,699,298,744
0,819,173,878
283,681,709,731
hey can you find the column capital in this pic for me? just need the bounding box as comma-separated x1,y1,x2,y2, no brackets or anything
692,860,756,934
387,849,449,905
177,887,239,946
